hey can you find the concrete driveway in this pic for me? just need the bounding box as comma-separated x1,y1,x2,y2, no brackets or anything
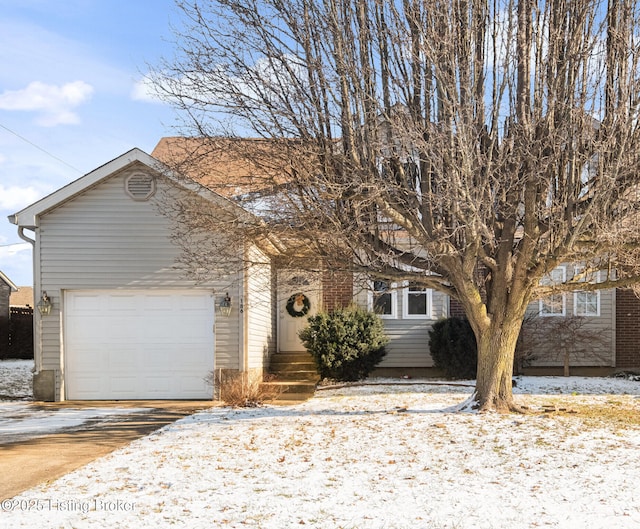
0,401,216,500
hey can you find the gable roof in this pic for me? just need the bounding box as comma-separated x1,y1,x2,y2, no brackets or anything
8,148,252,230
10,286,33,307
0,271,17,292
152,137,292,199
8,147,285,257
9,148,156,229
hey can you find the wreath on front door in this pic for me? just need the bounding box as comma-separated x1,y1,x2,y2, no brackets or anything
286,293,311,317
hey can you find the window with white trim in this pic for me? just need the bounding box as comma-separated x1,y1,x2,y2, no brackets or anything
369,280,397,319
402,282,433,319
539,267,566,316
573,267,601,317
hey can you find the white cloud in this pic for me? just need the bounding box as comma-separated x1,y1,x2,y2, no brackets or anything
0,81,94,126
0,184,47,211
0,243,33,286
131,76,163,103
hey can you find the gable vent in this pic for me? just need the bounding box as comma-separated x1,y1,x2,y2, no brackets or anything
125,173,156,201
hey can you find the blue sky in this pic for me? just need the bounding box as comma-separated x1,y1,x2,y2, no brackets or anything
0,0,180,286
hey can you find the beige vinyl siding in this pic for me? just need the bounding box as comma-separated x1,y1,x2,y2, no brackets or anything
36,166,242,398
353,281,449,368
245,245,276,371
525,287,615,367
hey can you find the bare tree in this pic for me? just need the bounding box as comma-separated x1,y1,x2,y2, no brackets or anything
515,314,611,376
150,0,640,411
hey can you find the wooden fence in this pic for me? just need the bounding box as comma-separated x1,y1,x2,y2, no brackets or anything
7,307,33,359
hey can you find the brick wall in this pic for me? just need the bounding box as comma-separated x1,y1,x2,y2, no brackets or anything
322,269,354,311
449,298,466,318
615,289,640,369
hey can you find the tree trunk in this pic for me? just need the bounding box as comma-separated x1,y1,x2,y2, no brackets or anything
472,318,524,412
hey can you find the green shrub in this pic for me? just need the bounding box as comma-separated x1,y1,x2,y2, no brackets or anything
299,305,388,381
428,317,477,379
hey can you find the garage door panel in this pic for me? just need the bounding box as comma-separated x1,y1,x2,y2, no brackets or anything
69,375,103,394
147,323,181,340
66,318,103,343
69,346,103,370
145,346,171,366
144,376,172,394
68,293,104,312
65,290,214,400
174,380,209,398
175,356,212,371
110,376,139,395
180,294,212,310
107,294,139,311
142,294,174,310
108,348,139,370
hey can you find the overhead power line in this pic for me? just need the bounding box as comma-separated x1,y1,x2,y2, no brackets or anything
0,123,83,174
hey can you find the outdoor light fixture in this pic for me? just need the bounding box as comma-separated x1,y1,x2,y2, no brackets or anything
37,291,52,316
219,293,232,317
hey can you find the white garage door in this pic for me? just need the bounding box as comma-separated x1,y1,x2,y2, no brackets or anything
64,290,214,400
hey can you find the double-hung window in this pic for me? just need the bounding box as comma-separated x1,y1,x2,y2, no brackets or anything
539,267,566,316
573,267,601,317
369,279,433,319
370,280,397,319
402,282,432,319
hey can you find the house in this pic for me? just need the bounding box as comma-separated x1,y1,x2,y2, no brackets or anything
0,271,18,359
9,149,279,401
8,145,639,401
7,287,34,361
10,286,34,308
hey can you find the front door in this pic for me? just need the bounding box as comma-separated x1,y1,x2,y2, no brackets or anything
278,272,320,351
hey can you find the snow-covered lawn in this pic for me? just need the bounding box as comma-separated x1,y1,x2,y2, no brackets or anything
2,376,640,529
0,359,33,400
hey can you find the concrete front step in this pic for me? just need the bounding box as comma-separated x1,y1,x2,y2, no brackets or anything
270,361,317,372
270,351,319,377
266,352,320,402
261,380,318,402
270,351,316,363
262,380,318,391
271,372,320,381
269,364,319,376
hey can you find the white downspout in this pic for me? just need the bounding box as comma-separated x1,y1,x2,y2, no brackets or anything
240,246,249,373
17,226,35,245
16,227,43,375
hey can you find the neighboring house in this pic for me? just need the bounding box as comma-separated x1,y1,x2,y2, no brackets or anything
0,271,18,359
10,286,34,308
8,287,34,361
8,145,640,401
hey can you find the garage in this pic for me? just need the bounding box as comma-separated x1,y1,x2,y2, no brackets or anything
64,290,214,400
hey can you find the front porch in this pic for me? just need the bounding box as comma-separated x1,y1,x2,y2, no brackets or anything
263,351,320,403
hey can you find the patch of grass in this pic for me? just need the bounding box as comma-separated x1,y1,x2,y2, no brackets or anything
527,396,640,429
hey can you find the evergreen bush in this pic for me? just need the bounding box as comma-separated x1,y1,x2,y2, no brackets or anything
428,317,477,379
299,305,388,381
